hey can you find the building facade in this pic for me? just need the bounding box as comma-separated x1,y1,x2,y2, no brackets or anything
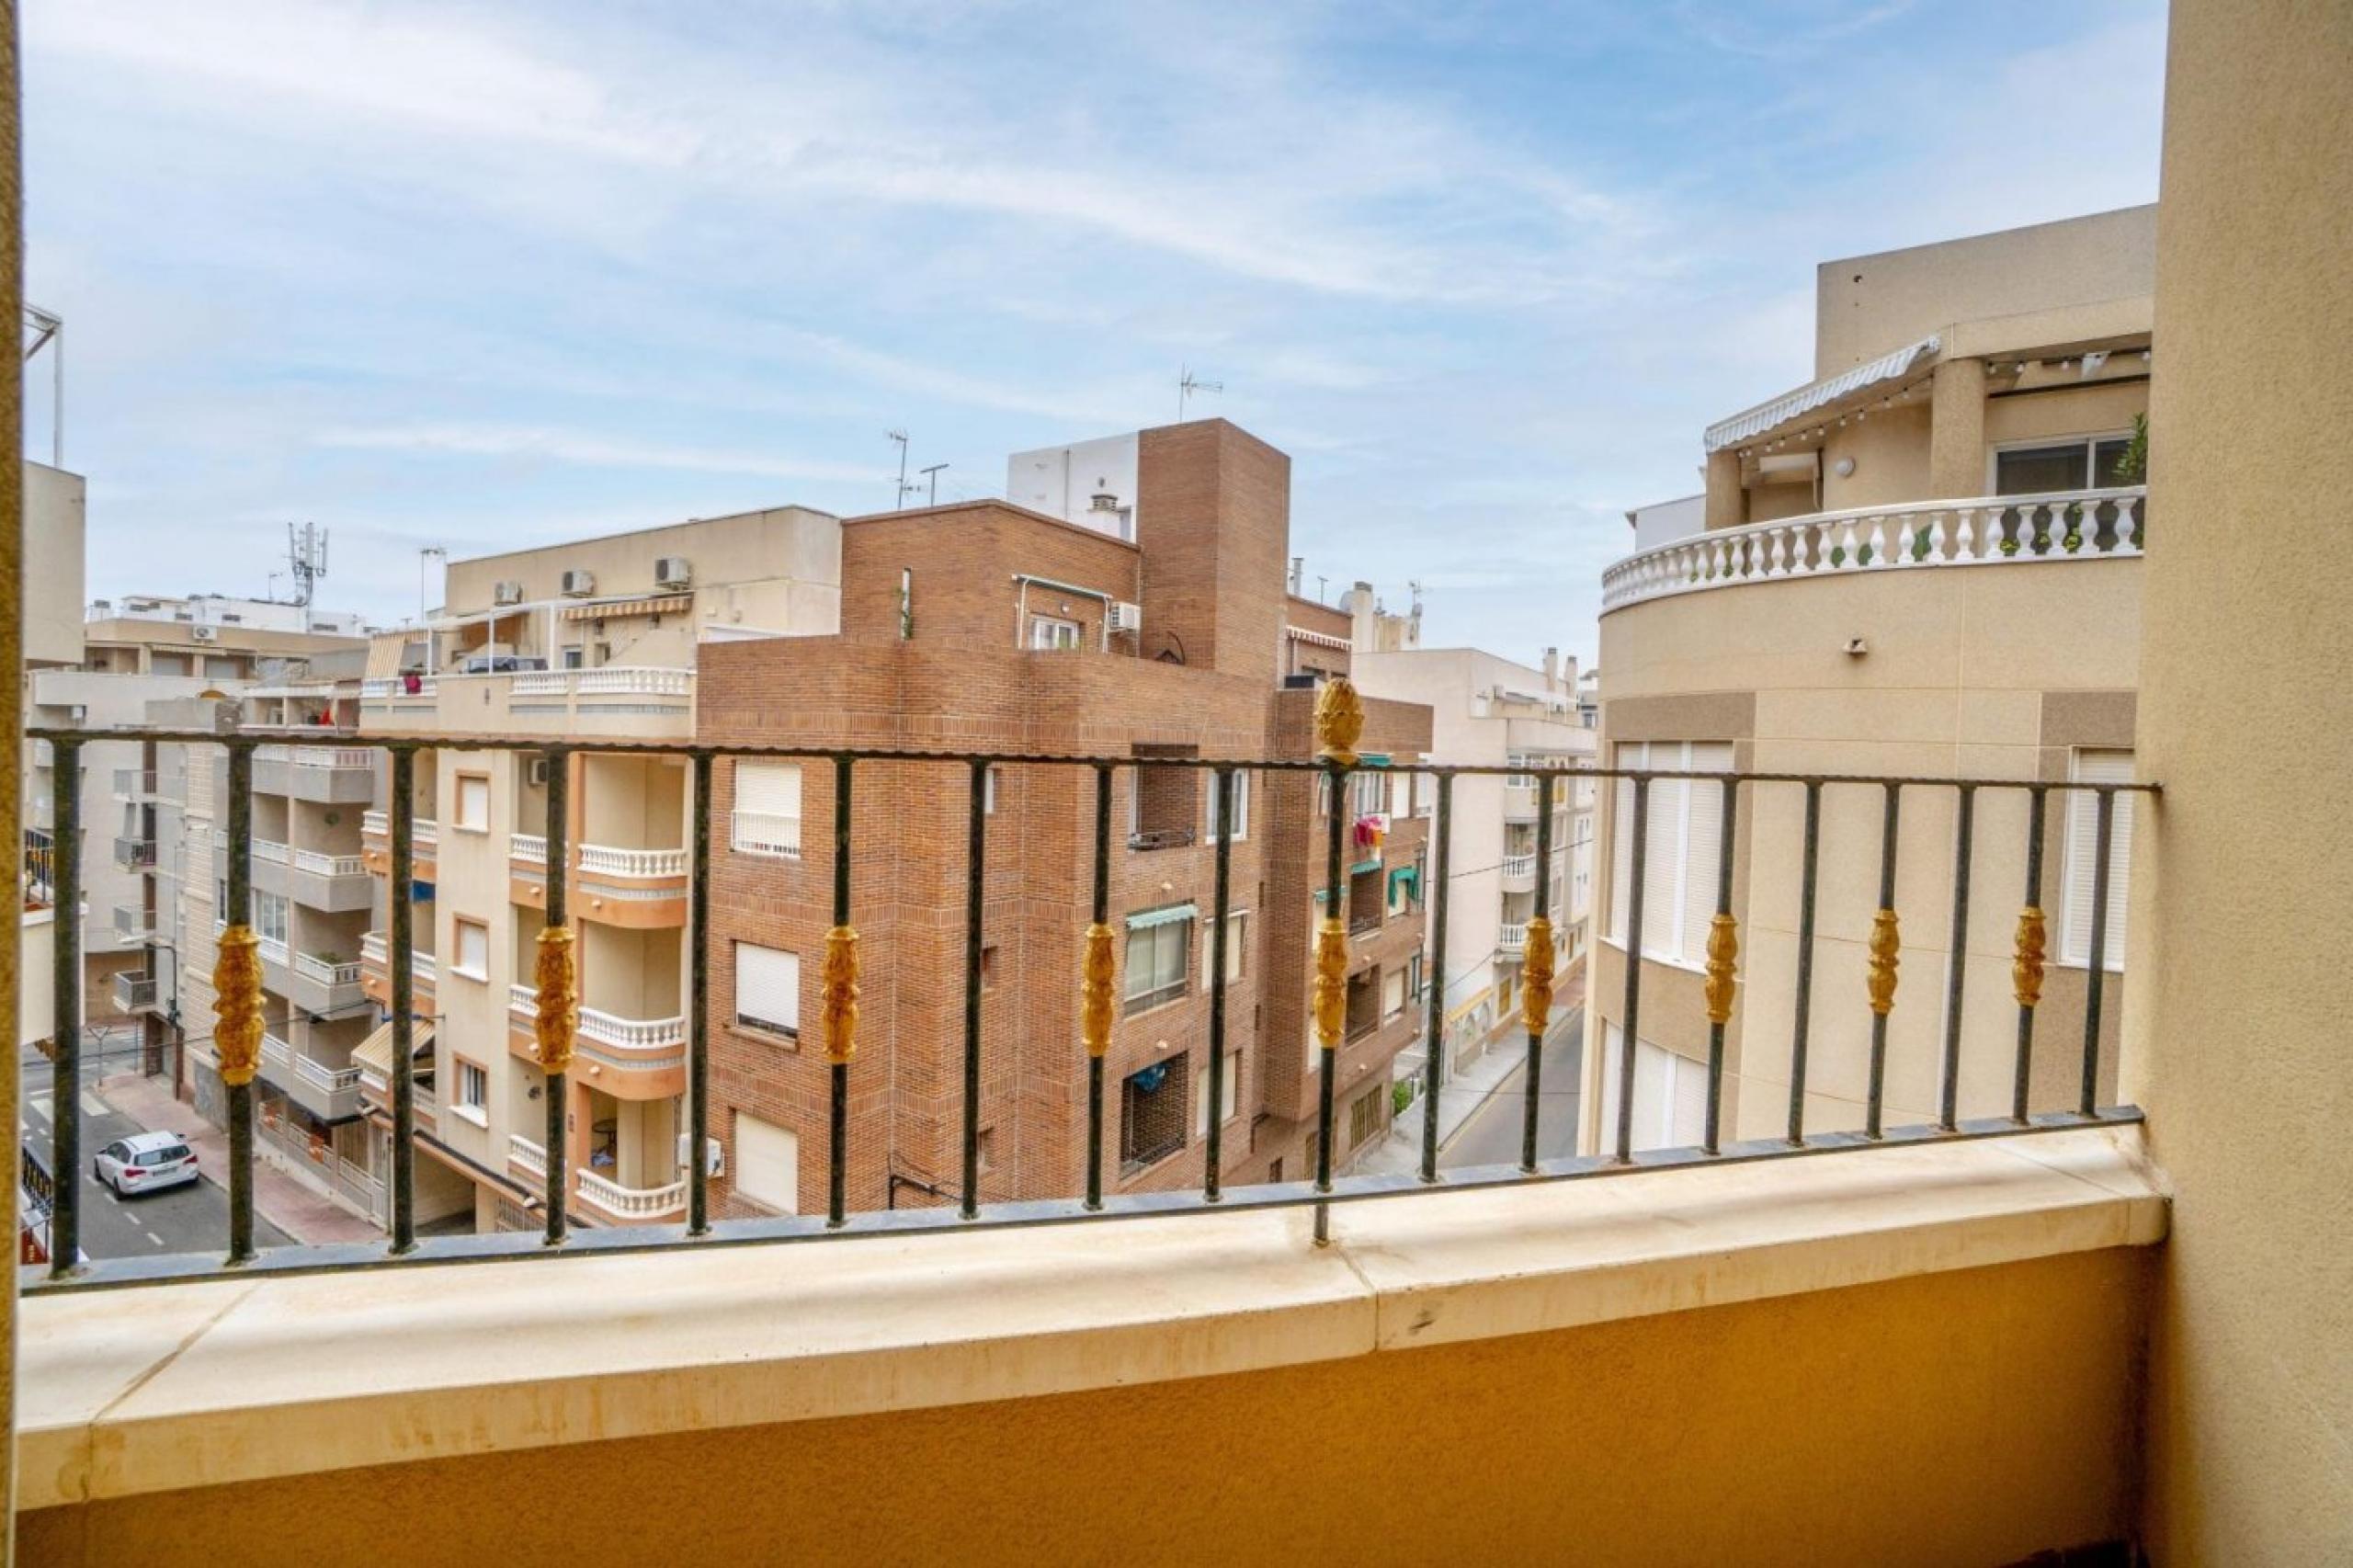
1587,207,2154,1151
696,420,1432,1216
1349,644,1595,1073
353,505,843,1233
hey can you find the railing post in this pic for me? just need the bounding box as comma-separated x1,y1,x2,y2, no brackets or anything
216,740,262,1264
1786,779,1822,1146
533,748,576,1244
47,739,83,1276
2080,788,2117,1116
1418,772,1452,1183
1206,767,1234,1200
1939,784,1976,1131
1614,775,1649,1164
1864,782,1902,1139
388,746,415,1253
1312,676,1364,1244
1519,774,1555,1173
688,750,712,1235
961,759,986,1219
2012,786,2050,1123
825,756,858,1226
1702,778,1737,1156
1082,764,1113,1210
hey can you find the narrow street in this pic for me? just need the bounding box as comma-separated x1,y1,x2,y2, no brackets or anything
1442,1006,1584,1169
20,1040,293,1261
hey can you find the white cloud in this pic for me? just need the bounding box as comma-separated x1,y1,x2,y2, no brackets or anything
313,424,881,484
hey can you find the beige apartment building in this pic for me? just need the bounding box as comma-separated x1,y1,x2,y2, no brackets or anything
353,506,841,1232
1588,207,2154,1150
1350,641,1595,1071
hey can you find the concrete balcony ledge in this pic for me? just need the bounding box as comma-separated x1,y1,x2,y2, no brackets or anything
17,1124,2163,1513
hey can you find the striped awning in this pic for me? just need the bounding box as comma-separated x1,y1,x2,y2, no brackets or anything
353,1017,435,1077
561,594,692,622
1125,903,1198,930
1284,623,1350,651
1703,334,1940,453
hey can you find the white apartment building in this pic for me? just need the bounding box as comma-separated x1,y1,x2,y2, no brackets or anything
354,505,841,1235
1350,644,1597,1073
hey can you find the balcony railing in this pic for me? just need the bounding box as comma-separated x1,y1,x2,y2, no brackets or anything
20,718,2150,1304
111,971,157,1014
292,951,362,988
111,768,161,801
110,905,153,945
577,1168,689,1220
362,931,437,983
1496,921,1528,956
730,810,801,858
362,810,438,850
1602,485,2147,611
577,843,688,879
508,1134,547,1177
112,835,158,871
256,744,374,770
510,832,547,865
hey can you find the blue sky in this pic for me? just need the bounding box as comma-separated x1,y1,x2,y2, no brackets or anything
22,0,2165,665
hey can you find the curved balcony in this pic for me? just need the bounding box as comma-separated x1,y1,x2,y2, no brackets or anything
1497,921,1528,957
575,1167,688,1222
1602,486,2145,612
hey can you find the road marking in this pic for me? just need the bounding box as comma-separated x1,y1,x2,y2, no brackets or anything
26,1096,49,1121
79,1091,108,1118
145,1231,165,1247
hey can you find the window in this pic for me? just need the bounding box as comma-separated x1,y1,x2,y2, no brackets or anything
1348,865,1383,933
2061,750,2136,971
1347,1083,1386,1149
1029,615,1082,651
1206,770,1249,842
1597,1024,1710,1153
1195,1049,1241,1136
981,944,1001,991
455,773,491,832
562,647,585,670
733,1110,800,1213
1381,966,1408,1020
1415,771,1437,818
732,761,802,858
1348,769,1384,818
1200,911,1247,987
1607,740,1733,969
734,942,801,1037
1994,435,2138,495
984,765,1002,815
1124,908,1192,1014
1120,1053,1187,1171
254,890,290,949
453,1059,489,1125
443,917,488,980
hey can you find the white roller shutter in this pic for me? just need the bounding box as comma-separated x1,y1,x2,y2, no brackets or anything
2061,750,2134,970
733,1110,800,1213
732,761,803,856
457,774,491,831
1677,743,1733,966
733,942,801,1035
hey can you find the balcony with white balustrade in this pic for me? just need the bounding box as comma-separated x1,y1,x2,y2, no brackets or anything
359,666,695,738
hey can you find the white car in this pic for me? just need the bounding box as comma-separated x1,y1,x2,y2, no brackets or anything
93,1131,199,1198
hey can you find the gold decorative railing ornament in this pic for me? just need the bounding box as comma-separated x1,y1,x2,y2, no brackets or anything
532,925,577,1074
211,925,265,1086
1702,913,1739,1026
2013,905,2048,1009
1866,907,1901,1016
1079,922,1116,1058
823,924,861,1065
1313,916,1349,1050
1520,915,1555,1034
1314,675,1364,767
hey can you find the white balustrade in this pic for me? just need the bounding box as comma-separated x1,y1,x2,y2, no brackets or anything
363,932,437,981
511,670,570,695
510,832,548,865
576,666,693,697
257,935,290,967
1497,921,1529,955
293,951,362,986
1500,854,1536,889
576,1168,688,1219
295,1053,364,1094
262,1033,292,1069
361,810,387,835
291,846,366,878
577,1007,688,1054
577,843,688,878
508,981,537,1017
1602,487,2145,612
289,746,373,770
508,1135,547,1176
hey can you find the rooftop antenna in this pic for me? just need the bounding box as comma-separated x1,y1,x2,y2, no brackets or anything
1176,365,1222,423
23,303,62,468
886,429,912,509
919,462,949,506
285,521,330,608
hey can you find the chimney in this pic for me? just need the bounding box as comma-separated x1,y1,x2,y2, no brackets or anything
1288,557,1304,597
1542,646,1559,687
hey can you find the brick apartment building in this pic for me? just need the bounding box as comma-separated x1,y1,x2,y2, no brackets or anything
699,419,1433,1215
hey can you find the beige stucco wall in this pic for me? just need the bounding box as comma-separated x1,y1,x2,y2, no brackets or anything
1814,206,2157,376
2124,1,2353,1561
18,1246,2150,1568
1591,557,2141,1144
22,460,84,669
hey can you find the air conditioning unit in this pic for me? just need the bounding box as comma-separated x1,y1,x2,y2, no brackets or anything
560,569,597,597
493,580,525,606
191,625,219,642
677,1133,724,1177
526,756,550,788
1107,600,1142,635
654,556,692,589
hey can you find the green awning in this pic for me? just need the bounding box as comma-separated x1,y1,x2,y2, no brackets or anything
1388,866,1419,898
1125,903,1198,930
